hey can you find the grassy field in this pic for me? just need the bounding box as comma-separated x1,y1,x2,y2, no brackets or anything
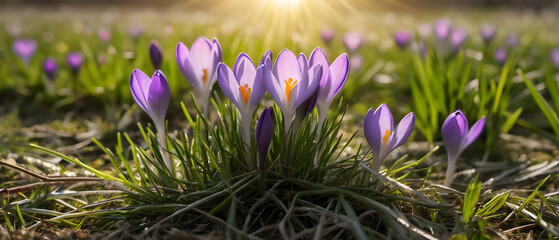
2,2,559,239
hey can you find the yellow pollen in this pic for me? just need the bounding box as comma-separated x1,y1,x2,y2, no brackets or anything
202,69,208,84
284,78,297,102
382,130,391,148
238,84,251,104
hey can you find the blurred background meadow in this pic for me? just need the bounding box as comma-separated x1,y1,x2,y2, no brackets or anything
3,0,559,238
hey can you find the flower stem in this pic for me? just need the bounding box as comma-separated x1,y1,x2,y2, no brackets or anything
155,121,173,175
444,157,457,187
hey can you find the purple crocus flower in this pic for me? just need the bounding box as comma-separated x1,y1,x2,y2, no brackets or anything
12,39,37,66
394,31,412,49
433,19,452,40
506,34,519,48
364,104,415,172
149,40,163,70
130,69,173,171
321,27,335,45
67,52,83,76
450,28,468,52
493,47,507,65
176,37,222,116
343,32,363,52
308,48,349,131
256,107,275,171
217,53,267,144
551,47,559,69
480,24,496,45
43,58,58,81
441,110,485,187
264,49,322,131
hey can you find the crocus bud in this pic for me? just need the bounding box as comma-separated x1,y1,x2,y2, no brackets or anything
256,108,275,171
480,24,496,45
441,110,485,187
67,52,83,76
343,31,363,52
149,40,163,70
12,39,37,66
551,47,559,69
506,34,519,48
295,88,319,125
394,31,412,49
433,19,452,40
450,29,468,52
43,58,58,81
321,27,335,45
493,47,507,65
363,104,415,172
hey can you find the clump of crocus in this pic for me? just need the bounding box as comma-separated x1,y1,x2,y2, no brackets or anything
256,108,275,171
217,53,267,146
450,28,468,53
506,34,519,48
343,31,363,52
321,27,335,46
130,69,173,172
551,47,559,69
394,31,412,49
493,47,507,65
441,110,485,187
363,104,415,172
12,39,37,66
308,48,349,132
176,37,222,116
264,49,322,132
67,52,83,76
149,40,163,70
480,24,496,45
43,58,58,81
433,19,452,40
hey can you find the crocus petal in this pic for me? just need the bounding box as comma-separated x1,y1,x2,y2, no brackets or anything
217,62,241,109
176,42,202,92
386,112,415,153
234,53,256,86
260,50,273,69
147,71,171,123
309,48,331,94
250,64,268,110
294,64,321,108
462,116,486,151
190,37,212,70
130,69,152,115
373,104,394,135
442,112,467,159
264,65,286,111
364,108,382,161
328,53,349,101
273,49,303,90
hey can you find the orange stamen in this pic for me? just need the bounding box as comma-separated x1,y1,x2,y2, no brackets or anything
284,78,297,102
382,130,391,149
238,84,251,104
202,69,208,84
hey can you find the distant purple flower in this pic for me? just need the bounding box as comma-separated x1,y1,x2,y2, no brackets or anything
43,58,57,81
149,40,163,70
417,23,432,38
98,28,111,43
67,52,83,76
552,48,559,69
321,27,335,45
350,54,363,71
394,31,413,49
450,28,468,52
176,37,222,115
128,25,144,39
493,47,507,65
256,107,274,171
506,34,519,48
264,49,322,131
480,24,496,45
308,48,349,130
433,19,452,40
441,110,485,186
364,104,415,172
217,53,267,144
12,39,37,65
343,32,363,52
130,69,172,171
